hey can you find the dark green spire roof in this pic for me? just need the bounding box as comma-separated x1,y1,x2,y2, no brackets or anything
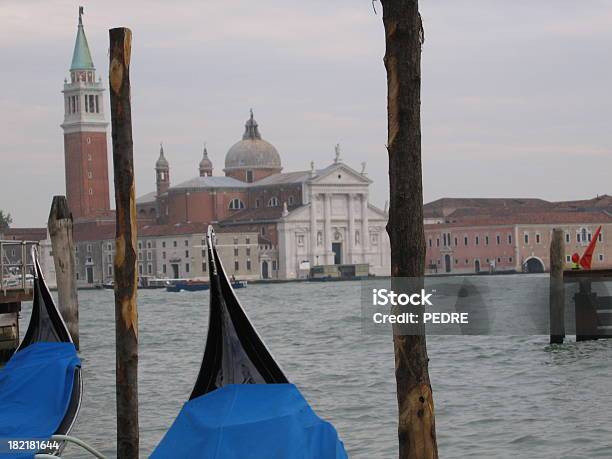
70,7,95,70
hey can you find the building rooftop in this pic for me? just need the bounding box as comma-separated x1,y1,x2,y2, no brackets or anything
425,210,612,230
171,175,249,191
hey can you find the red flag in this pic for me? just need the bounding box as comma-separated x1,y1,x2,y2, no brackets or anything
579,226,602,270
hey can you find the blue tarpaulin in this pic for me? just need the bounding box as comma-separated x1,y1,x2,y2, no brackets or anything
152,384,348,459
0,342,80,458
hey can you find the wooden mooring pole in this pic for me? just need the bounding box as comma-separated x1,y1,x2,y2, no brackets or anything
109,27,139,459
549,228,565,344
47,195,79,349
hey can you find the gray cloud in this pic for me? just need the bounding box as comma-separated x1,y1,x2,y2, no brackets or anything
1,0,611,226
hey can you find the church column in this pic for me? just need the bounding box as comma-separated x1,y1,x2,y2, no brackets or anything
310,190,317,265
324,193,333,264
361,193,369,263
347,193,355,264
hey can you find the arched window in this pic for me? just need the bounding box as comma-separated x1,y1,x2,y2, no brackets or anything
229,198,245,210
580,227,588,243
268,197,279,207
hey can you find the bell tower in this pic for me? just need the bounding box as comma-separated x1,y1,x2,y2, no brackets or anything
61,7,110,220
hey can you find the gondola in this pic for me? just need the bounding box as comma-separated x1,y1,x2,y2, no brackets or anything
152,226,347,458
0,247,82,457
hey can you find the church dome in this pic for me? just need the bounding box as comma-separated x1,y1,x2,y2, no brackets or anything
224,110,282,172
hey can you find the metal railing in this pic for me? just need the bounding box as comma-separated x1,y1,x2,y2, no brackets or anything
0,240,38,294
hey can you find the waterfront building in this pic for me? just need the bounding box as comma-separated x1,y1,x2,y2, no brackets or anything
73,224,260,286
135,113,391,280
424,196,612,274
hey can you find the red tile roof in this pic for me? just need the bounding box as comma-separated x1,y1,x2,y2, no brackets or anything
0,227,47,241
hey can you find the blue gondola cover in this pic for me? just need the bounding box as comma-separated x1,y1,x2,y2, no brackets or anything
152,384,348,459
0,342,80,458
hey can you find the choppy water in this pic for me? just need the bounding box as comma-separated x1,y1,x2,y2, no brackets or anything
17,276,612,458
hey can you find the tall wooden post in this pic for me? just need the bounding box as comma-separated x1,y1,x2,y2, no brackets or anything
380,1,438,458
549,228,565,344
47,195,79,349
109,27,139,459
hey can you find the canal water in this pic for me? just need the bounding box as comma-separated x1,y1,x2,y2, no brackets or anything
18,276,612,458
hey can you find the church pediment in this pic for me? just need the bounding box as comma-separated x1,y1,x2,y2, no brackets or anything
311,163,372,186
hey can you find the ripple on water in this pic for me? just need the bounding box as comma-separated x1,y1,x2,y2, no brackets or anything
16,280,612,458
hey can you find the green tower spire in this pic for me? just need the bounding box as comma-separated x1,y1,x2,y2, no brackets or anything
70,6,95,70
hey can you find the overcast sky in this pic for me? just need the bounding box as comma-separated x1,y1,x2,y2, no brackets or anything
1,0,611,227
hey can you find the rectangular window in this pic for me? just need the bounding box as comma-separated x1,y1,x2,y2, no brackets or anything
185,263,190,273
201,249,206,257
162,264,167,274
272,260,277,270
108,266,112,276
147,264,152,275
95,95,99,113
598,233,603,242
138,264,143,275
508,234,512,244
234,261,239,271
202,261,207,272
173,241,177,247
464,236,468,246
536,234,541,244
436,238,440,247
475,236,479,245
246,248,251,256
246,260,252,271
185,250,189,257
184,240,189,247
599,254,604,261
85,95,89,112
246,237,250,245
509,257,513,263
428,239,432,248
233,237,239,245
485,236,489,245
162,251,166,259
162,241,166,248
496,235,501,245
87,244,92,252
566,255,571,262
565,233,570,243
524,234,529,244
454,237,458,246
234,248,239,256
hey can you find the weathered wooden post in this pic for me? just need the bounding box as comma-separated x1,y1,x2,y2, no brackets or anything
109,27,139,458
47,195,79,349
549,228,565,344
380,1,438,458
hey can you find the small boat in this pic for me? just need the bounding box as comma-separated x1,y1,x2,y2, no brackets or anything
0,248,82,456
151,226,347,458
166,279,247,292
